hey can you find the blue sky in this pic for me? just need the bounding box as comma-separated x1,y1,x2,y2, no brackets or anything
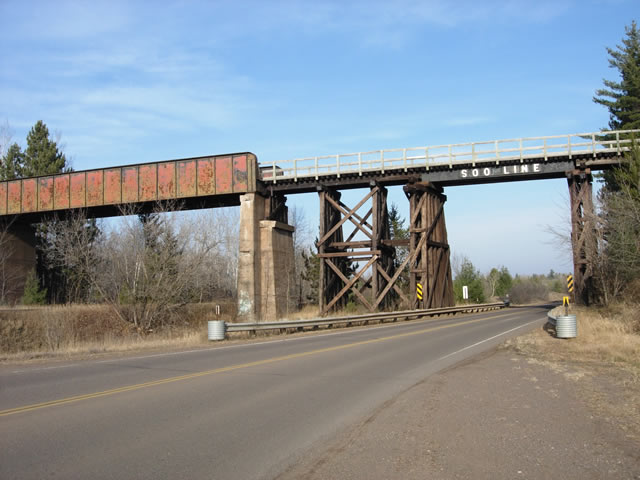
1,0,638,275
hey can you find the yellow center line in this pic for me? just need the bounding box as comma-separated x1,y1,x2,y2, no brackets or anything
1,311,521,417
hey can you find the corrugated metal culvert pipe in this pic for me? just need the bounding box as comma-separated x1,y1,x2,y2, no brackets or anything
556,314,577,339
208,320,226,341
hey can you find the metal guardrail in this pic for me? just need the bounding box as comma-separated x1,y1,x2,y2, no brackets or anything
547,310,557,327
225,302,507,335
259,129,640,182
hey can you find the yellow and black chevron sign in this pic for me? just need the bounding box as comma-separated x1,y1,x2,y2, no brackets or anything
416,283,423,301
567,275,574,293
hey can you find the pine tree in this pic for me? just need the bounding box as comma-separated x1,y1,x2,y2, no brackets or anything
594,20,640,131
594,21,640,191
0,143,24,180
15,121,70,302
21,269,47,305
453,258,485,303
22,120,68,177
496,266,513,297
388,203,409,289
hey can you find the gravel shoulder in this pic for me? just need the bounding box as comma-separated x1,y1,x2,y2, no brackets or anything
276,344,640,479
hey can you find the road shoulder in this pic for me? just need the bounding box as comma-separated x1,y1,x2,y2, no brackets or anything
276,346,640,480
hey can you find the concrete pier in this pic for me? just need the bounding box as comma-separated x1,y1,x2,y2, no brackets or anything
237,193,295,322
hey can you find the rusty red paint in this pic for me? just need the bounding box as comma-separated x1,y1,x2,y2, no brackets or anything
0,152,255,219
87,171,103,207
122,167,138,203
38,177,54,211
54,175,70,209
0,183,7,215
7,181,21,214
158,162,175,199
233,155,248,192
22,179,37,212
70,173,86,208
139,164,157,202
197,158,215,195
104,169,121,205
215,156,232,194
177,160,197,197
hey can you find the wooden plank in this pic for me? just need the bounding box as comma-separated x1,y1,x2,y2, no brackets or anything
318,250,379,258
320,189,375,244
375,263,409,304
324,255,377,312
375,222,428,309
344,208,372,243
329,241,372,248
318,190,327,313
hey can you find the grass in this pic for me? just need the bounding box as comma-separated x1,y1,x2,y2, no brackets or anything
0,302,232,362
0,301,365,362
508,303,640,378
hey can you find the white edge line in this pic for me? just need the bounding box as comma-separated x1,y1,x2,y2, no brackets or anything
437,318,542,362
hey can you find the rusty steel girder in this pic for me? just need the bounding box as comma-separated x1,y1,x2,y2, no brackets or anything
0,153,257,220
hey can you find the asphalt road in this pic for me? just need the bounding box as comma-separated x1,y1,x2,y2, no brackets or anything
0,305,549,480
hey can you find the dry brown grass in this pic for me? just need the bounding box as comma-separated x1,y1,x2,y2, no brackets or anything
508,303,640,377
0,302,237,361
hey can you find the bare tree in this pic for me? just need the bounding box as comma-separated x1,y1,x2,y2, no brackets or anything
46,203,228,332
288,205,313,311
0,119,12,159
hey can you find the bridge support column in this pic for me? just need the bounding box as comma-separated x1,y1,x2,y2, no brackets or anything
567,169,595,306
0,221,36,304
317,184,406,315
237,193,295,322
404,182,454,309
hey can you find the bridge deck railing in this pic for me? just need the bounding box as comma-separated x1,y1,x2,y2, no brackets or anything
260,130,640,183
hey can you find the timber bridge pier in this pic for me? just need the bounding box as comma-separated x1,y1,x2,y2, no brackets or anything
1,130,636,320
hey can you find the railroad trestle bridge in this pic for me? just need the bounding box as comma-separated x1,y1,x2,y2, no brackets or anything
1,130,636,319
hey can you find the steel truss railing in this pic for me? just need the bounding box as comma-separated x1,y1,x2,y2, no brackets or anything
260,130,640,183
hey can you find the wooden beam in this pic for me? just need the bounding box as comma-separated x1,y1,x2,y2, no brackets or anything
324,255,378,312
